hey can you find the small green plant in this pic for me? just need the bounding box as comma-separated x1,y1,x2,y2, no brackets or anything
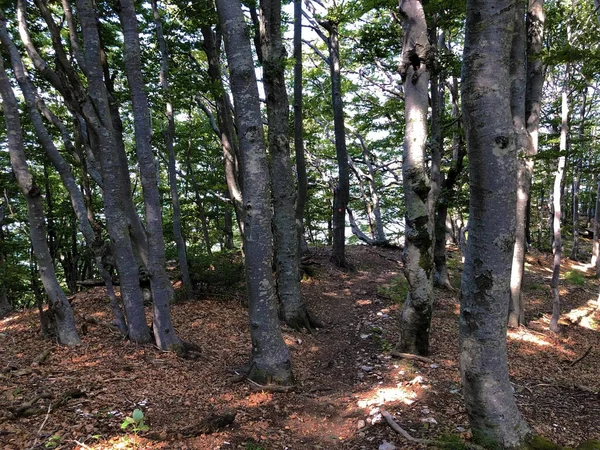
244,440,267,450
121,408,149,448
438,433,468,450
528,283,545,291
377,276,408,304
564,270,586,286
44,434,61,449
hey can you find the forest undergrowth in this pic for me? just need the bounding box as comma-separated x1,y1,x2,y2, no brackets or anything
1,244,599,450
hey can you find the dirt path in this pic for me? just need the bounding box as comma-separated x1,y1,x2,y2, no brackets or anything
1,245,599,449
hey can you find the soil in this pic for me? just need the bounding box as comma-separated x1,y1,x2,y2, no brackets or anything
1,244,600,450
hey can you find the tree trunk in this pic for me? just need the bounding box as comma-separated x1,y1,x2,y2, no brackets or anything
570,91,586,260
259,0,314,331
0,21,128,334
550,89,568,333
150,0,193,298
321,20,350,268
294,0,308,255
0,56,80,346
396,0,434,356
434,77,465,288
201,26,245,239
508,0,545,328
75,0,152,344
460,1,531,446
0,207,12,319
592,178,600,273
117,0,181,351
216,0,293,385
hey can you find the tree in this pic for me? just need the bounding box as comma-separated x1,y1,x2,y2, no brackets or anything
215,0,293,384
508,0,546,328
460,0,531,446
0,53,80,346
396,0,434,356
151,0,194,298
259,0,315,331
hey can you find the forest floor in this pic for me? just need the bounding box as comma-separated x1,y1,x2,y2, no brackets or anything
1,244,600,450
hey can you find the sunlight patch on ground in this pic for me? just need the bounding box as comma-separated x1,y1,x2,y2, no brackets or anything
565,300,600,331
507,328,551,347
356,375,423,408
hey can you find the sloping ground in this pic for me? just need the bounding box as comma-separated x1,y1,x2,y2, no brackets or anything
1,245,599,450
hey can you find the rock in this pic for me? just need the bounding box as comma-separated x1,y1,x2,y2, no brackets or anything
361,365,374,372
379,441,396,450
422,417,437,424
357,419,366,429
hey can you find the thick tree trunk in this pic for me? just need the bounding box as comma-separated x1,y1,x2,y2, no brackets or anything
76,0,151,344
396,0,434,356
0,56,80,346
508,0,545,328
150,0,193,298
117,0,181,351
216,0,293,385
460,1,531,446
550,89,568,333
259,0,314,331
294,0,308,255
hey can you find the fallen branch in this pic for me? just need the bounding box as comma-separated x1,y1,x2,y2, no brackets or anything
246,378,294,393
380,408,437,445
381,408,486,450
569,346,592,367
32,349,51,366
390,351,434,364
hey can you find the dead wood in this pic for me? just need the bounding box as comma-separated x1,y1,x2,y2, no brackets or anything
391,351,434,364
32,348,51,366
569,346,592,367
180,411,237,436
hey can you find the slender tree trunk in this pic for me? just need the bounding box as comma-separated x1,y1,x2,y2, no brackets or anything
117,0,181,351
550,89,568,333
259,0,314,331
434,77,465,288
201,26,245,239
216,0,293,385
0,56,80,346
592,178,600,273
508,0,545,328
396,0,434,356
294,0,308,255
322,20,350,268
570,91,586,260
0,22,128,334
460,1,531,446
150,0,193,298
76,0,151,344
0,206,12,319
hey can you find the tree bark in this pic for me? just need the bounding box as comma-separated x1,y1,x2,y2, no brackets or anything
75,0,152,344
117,0,181,351
216,0,293,385
0,20,128,334
259,0,314,331
550,89,568,333
592,178,600,273
0,204,12,319
460,1,531,446
150,0,193,298
508,0,545,328
396,0,434,356
322,20,350,268
294,0,308,255
0,55,80,346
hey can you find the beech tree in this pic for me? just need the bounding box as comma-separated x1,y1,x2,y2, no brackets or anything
0,53,80,346
215,0,293,384
460,0,531,446
396,0,434,356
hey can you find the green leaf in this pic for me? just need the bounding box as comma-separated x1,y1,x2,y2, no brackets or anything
132,409,144,422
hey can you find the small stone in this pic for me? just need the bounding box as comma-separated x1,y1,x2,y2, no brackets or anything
360,334,370,339
422,417,438,424
361,365,374,372
430,363,439,368
456,426,466,432
421,408,430,415
357,419,366,429
379,441,396,450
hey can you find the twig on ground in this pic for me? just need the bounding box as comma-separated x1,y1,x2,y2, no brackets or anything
246,378,294,392
380,408,437,445
390,351,434,364
569,346,592,367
